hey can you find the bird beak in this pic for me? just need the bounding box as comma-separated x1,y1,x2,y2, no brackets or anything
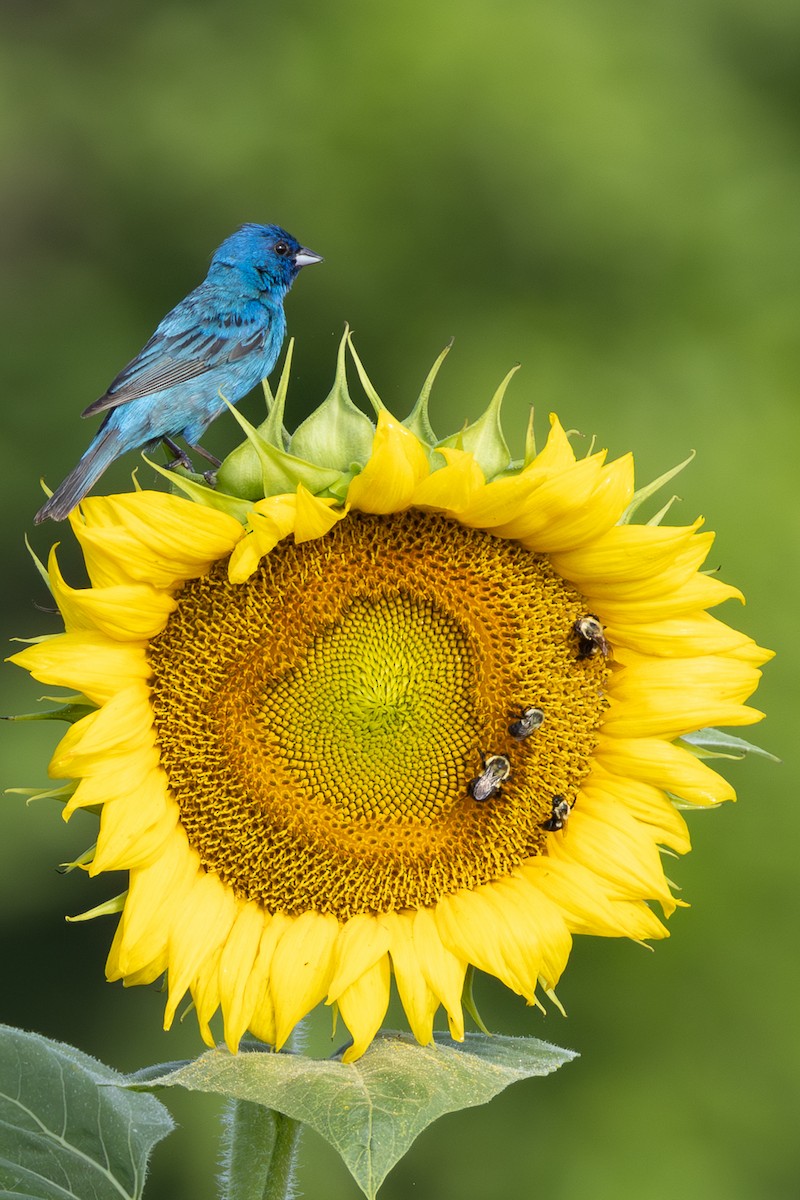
294,247,324,268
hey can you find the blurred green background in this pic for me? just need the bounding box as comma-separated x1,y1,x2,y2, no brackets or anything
1,0,797,1197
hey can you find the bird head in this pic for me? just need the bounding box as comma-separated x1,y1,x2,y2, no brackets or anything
211,223,323,292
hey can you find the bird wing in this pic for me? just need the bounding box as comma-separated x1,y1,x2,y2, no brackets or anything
81,319,267,418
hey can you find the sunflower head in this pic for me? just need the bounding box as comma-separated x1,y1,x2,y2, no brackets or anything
11,331,772,1060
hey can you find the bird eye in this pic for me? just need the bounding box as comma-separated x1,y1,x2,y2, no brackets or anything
274,240,290,256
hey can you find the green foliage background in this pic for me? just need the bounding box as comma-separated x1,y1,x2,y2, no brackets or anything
1,1,796,1197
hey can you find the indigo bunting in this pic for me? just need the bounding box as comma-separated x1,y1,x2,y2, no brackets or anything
35,223,322,523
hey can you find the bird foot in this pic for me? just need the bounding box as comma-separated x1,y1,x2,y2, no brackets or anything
162,437,194,472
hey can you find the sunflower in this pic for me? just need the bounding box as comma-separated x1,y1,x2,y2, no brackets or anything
11,335,771,1061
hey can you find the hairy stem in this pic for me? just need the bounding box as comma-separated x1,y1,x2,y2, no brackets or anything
218,1098,301,1200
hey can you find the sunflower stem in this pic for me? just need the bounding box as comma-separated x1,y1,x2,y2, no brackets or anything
218,1098,301,1200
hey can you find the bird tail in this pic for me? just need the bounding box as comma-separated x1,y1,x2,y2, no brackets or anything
34,427,123,524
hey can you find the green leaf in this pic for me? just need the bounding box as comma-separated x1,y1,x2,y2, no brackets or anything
679,727,780,763
130,1031,576,1200
0,1025,174,1200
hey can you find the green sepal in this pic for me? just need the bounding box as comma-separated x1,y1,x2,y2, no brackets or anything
436,364,517,479
402,341,452,446
647,495,680,526
620,450,696,524
523,406,537,466
5,782,78,806
322,464,362,502
66,890,128,923
346,331,386,415
215,398,344,500
214,438,265,501
259,338,295,450
57,844,97,874
24,533,53,595
461,965,491,1035
678,727,780,763
213,345,296,499
2,701,96,725
144,456,252,522
290,327,375,470
9,633,59,646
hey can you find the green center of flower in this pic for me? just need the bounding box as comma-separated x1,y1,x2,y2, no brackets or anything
149,511,608,919
265,594,479,823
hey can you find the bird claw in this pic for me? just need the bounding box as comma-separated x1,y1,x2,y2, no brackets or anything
162,437,194,472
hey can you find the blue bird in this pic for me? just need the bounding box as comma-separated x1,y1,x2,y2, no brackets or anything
35,223,322,523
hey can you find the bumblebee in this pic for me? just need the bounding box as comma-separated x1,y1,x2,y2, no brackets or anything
541,794,574,832
468,754,511,803
573,614,610,660
508,706,545,739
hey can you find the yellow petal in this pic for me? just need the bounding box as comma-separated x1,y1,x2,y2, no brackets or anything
50,683,155,779
91,772,177,873
412,907,467,1041
112,830,199,976
72,492,243,590
106,919,167,987
514,455,634,551
582,773,691,855
589,571,744,622
595,734,736,806
338,953,392,1063
551,521,706,587
164,871,238,1028
270,911,340,1050
454,468,556,530
485,457,602,539
479,874,573,994
529,413,577,473
48,545,177,640
63,745,162,820
604,655,765,738
248,914,293,1047
382,911,437,1046
9,633,149,705
327,913,392,1002
227,493,297,583
547,795,678,915
347,410,429,513
606,611,765,659
435,889,514,989
218,900,270,1052
294,484,347,543
410,448,485,512
523,858,668,941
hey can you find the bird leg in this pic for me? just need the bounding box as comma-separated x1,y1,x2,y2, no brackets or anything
183,440,221,487
185,441,222,469
162,437,195,471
